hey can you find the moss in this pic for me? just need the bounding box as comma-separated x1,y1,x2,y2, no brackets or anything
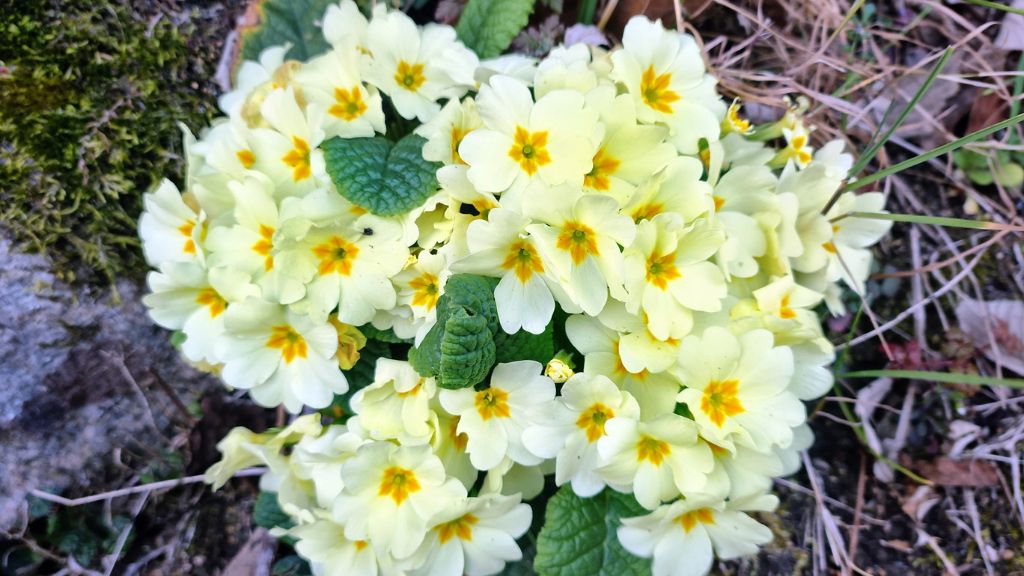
0,0,234,285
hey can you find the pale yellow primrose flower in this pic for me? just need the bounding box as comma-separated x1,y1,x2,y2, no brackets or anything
596,413,715,510
522,372,640,497
405,493,532,576
459,74,598,199
350,359,437,446
439,361,556,471
617,496,773,576
139,178,205,267
524,186,636,316
143,262,257,365
362,6,478,122
333,441,467,560
622,214,727,341
675,327,804,453
565,313,680,419
216,298,347,413
610,16,725,154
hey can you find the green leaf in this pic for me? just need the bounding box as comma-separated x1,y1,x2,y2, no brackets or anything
409,275,500,389
495,323,554,365
840,369,1024,389
456,0,536,59
534,487,651,576
360,324,412,344
253,491,295,530
240,0,334,62
272,556,313,576
843,112,1024,192
323,134,441,216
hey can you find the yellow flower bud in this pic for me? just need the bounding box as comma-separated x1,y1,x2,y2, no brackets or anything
545,357,574,384
329,317,367,370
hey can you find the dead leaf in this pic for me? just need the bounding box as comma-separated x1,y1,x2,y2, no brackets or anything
901,485,940,523
955,298,1024,377
911,457,1000,487
966,91,1008,134
864,52,962,142
222,528,276,576
995,0,1024,51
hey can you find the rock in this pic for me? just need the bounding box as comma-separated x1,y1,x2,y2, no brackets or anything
0,234,219,531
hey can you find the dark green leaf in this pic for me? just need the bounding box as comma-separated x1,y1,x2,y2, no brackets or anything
361,324,413,344
409,275,500,389
456,0,536,59
495,323,554,365
534,487,650,576
272,555,313,576
240,0,334,62
323,133,441,216
253,491,295,530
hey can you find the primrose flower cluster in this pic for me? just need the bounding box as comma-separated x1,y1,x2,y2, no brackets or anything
139,3,890,575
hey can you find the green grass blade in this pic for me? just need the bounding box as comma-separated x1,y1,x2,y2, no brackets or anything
577,0,597,23
835,211,1024,231
840,369,1024,389
962,0,1024,16
844,112,1024,191
848,47,953,177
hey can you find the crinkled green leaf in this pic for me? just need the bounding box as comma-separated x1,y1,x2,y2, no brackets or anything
240,0,334,62
323,134,441,216
495,323,554,365
253,491,294,530
409,274,500,389
534,487,650,576
272,555,313,576
456,0,537,59
439,307,496,389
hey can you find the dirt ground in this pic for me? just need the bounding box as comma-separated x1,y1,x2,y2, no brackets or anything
2,0,1024,575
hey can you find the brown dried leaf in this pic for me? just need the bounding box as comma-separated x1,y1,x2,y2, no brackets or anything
911,457,999,487
955,298,1024,377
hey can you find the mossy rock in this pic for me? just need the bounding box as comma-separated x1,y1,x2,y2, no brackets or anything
0,0,235,285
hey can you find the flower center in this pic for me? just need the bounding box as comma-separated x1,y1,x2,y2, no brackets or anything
779,294,797,319
448,416,468,451
329,86,367,121
474,387,511,421
635,435,670,466
645,253,681,290
394,60,426,92
501,239,545,283
576,402,615,443
584,148,621,191
312,236,360,276
195,288,227,318
676,508,715,533
555,221,599,265
640,66,680,114
437,513,478,544
378,466,421,505
236,148,256,169
508,126,551,176
409,272,441,311
266,325,308,364
700,379,745,427
281,136,312,181
251,224,275,270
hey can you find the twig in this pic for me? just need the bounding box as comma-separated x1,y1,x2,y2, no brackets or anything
29,468,265,507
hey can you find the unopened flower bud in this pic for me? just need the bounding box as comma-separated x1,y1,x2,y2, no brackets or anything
545,357,574,384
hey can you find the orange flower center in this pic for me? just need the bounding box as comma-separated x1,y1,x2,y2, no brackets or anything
584,148,621,191
394,60,426,92
378,466,421,505
556,221,600,266
576,402,615,443
251,224,275,270
508,126,551,176
501,239,545,283
646,253,681,290
409,272,441,311
640,66,680,114
195,288,227,318
266,325,308,364
312,236,360,276
700,379,745,427
677,508,715,533
437,514,478,543
475,387,511,421
329,86,368,121
636,435,671,466
281,136,312,181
